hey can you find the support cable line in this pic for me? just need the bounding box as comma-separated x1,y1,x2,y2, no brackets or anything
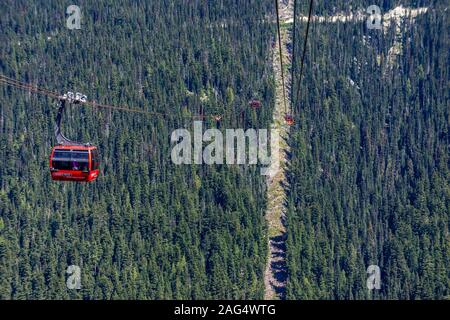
290,0,298,109
274,0,288,114
293,0,314,115
0,75,61,98
0,74,220,121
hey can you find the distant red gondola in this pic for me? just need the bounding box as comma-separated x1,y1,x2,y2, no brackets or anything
284,114,294,126
249,99,262,109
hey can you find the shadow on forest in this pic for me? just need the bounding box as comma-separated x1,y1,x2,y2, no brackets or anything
269,232,288,299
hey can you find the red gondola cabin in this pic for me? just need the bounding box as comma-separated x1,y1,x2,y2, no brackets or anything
249,99,262,109
49,145,99,182
285,114,294,126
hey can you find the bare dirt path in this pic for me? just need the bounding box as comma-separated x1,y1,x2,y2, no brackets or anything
264,0,293,300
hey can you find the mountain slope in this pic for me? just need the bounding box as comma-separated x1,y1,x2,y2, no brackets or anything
286,2,449,299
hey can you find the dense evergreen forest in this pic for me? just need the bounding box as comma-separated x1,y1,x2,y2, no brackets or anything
0,0,448,300
0,0,274,299
287,0,449,299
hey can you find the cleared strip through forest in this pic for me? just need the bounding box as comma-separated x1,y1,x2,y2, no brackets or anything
262,3,429,299
264,0,293,300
